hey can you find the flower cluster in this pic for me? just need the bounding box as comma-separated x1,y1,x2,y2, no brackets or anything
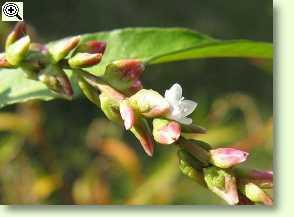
0,22,273,205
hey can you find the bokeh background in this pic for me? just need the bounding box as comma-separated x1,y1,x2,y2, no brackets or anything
0,0,272,204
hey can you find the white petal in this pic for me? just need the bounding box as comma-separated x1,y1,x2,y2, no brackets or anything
177,117,193,125
164,83,182,104
179,100,198,117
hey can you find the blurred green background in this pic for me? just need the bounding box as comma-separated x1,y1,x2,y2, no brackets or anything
0,0,272,204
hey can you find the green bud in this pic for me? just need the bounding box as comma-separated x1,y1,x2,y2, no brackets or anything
244,183,273,205
99,93,122,124
0,53,13,68
5,22,27,49
77,75,100,107
103,59,144,95
203,167,239,205
5,35,30,66
128,89,170,118
178,149,205,184
49,36,80,62
38,65,73,98
68,52,102,68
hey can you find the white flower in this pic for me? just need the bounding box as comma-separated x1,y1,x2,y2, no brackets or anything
164,83,198,125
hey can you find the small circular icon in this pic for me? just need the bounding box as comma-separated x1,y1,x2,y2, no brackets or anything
3,2,22,20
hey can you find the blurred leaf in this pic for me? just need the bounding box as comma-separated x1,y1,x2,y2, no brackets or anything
127,152,179,204
0,136,23,168
0,28,272,108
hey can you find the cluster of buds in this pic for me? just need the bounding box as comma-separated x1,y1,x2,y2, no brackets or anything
177,139,273,205
0,22,107,99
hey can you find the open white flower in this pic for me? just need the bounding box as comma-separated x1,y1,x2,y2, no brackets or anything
164,83,198,125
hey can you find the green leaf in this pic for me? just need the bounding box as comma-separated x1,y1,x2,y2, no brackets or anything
0,28,272,108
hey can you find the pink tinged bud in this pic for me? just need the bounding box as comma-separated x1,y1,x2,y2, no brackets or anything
38,65,73,98
113,59,144,80
68,52,102,68
128,89,170,118
0,53,13,68
244,183,273,205
203,167,239,205
103,59,145,95
130,118,154,157
119,100,135,130
80,41,107,54
152,119,181,145
5,22,27,49
49,36,80,62
209,148,249,168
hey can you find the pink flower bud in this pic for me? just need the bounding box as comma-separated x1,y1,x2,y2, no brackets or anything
113,59,144,80
128,89,170,118
68,52,102,68
152,119,181,145
209,148,249,168
81,41,107,54
119,100,135,130
103,59,145,95
49,36,80,62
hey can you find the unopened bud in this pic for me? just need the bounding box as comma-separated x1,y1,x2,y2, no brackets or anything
130,118,154,157
78,40,106,54
203,167,239,205
103,59,144,95
77,75,100,107
128,89,170,118
99,93,122,124
49,36,80,62
68,52,102,68
152,118,181,145
5,22,26,49
38,65,73,98
119,100,135,130
5,35,30,66
209,148,249,169
244,183,273,205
